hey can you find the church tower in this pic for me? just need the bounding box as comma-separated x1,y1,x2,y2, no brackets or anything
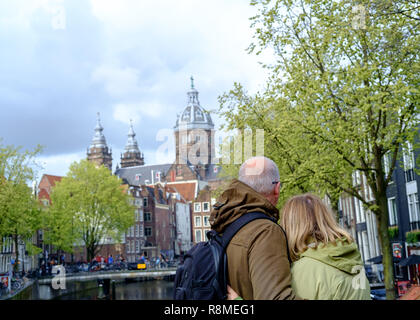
120,120,145,168
174,77,215,179
87,112,113,171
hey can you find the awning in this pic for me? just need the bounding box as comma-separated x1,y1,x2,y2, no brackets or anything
398,254,420,267
367,255,401,264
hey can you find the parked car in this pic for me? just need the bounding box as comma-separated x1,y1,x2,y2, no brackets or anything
370,288,386,300
127,260,147,271
78,263,89,272
167,260,178,268
64,264,80,274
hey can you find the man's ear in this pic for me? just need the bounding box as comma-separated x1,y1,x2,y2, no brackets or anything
274,182,281,196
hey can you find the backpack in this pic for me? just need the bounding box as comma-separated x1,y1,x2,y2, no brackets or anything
173,211,289,300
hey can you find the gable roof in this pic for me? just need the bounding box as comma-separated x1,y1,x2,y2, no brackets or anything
166,181,198,202
42,174,62,187
115,164,172,186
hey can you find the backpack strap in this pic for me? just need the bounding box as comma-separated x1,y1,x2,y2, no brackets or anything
221,212,292,264
220,212,276,249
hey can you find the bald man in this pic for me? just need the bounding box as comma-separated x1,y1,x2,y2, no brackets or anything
210,156,298,300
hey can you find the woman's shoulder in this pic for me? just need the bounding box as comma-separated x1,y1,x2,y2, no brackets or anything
292,256,346,280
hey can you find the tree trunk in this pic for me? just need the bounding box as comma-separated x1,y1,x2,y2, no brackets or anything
87,244,98,263
375,192,396,300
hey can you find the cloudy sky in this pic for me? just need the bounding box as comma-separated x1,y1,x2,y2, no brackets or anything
0,0,271,180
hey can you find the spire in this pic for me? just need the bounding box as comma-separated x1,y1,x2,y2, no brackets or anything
125,119,140,153
120,119,144,168
187,76,199,105
90,112,107,149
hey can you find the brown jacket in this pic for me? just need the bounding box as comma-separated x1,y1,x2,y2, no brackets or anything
210,179,297,300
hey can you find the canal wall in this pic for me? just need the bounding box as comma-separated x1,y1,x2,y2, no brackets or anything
9,271,176,300
38,268,176,285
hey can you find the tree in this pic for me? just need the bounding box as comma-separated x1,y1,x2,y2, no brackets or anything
47,160,135,262
0,142,43,272
219,0,420,299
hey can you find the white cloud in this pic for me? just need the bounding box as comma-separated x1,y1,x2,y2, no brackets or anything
91,65,141,97
1,0,276,175
37,151,85,178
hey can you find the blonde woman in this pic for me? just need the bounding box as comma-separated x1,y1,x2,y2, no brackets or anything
228,193,371,300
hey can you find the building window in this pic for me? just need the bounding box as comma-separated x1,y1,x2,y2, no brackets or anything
145,227,152,237
203,216,210,227
195,230,202,243
127,241,131,253
194,216,202,227
408,193,420,230
403,142,415,182
203,229,211,240
143,197,148,208
355,199,365,224
145,212,152,222
136,240,139,253
202,202,210,212
194,202,201,212
352,171,361,187
387,197,398,226
361,231,370,262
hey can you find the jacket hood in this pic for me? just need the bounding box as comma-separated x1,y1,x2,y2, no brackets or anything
209,179,279,233
299,238,364,275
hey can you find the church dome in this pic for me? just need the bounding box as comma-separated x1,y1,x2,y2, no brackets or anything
174,77,214,131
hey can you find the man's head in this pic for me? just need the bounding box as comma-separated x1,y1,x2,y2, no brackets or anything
238,156,281,206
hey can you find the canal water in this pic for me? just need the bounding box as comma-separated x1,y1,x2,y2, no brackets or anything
23,279,174,300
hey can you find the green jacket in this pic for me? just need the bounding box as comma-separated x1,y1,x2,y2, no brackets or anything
291,239,371,300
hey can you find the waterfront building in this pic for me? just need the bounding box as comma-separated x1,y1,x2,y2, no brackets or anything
339,138,420,285
191,186,213,243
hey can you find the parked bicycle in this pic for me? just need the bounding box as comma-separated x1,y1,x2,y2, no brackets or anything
11,277,22,291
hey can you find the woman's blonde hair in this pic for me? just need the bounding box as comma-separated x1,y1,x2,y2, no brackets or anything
280,193,353,261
